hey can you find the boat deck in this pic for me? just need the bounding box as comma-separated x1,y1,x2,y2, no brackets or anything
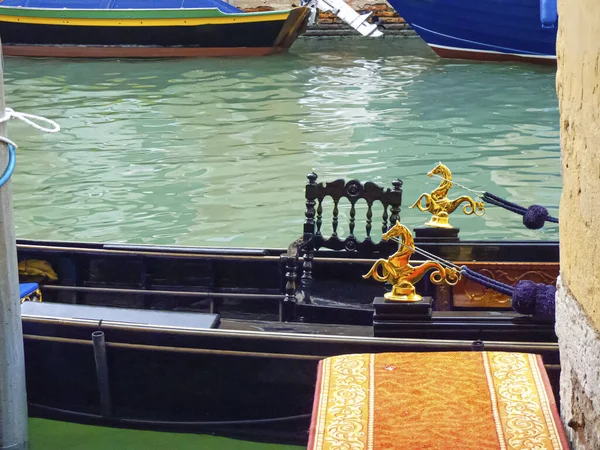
219,318,374,336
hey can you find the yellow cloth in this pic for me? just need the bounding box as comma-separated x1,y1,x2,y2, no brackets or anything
308,351,569,450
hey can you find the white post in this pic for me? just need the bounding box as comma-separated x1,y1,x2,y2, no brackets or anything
0,41,29,450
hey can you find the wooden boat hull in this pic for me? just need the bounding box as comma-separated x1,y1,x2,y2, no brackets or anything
385,0,557,64
17,238,561,445
22,311,560,445
16,238,560,321
0,6,310,58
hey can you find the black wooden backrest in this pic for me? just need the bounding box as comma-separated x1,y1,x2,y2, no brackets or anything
303,172,403,254
281,172,403,308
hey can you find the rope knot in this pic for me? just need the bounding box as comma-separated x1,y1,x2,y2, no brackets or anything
482,191,558,229
523,205,549,230
512,280,556,323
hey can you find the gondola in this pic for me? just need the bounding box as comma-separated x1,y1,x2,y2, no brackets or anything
17,171,560,446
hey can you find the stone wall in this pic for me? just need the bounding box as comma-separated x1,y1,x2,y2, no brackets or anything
556,0,600,330
238,1,414,37
232,0,408,29
556,0,600,448
233,0,393,13
555,278,600,449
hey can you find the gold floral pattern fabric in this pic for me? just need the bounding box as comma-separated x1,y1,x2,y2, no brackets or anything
310,354,372,450
485,352,566,449
308,352,569,450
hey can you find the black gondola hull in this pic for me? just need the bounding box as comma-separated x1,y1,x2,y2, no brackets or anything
17,238,561,444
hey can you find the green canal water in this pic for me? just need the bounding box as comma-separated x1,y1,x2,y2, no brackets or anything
4,38,559,248
6,38,559,448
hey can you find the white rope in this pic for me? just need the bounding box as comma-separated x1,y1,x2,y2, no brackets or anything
389,236,461,270
0,136,18,148
0,108,60,133
0,108,60,148
430,173,485,198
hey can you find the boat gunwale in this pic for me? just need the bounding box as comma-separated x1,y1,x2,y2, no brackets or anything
429,42,557,61
0,5,295,18
21,312,560,351
16,243,562,263
17,239,561,252
15,237,561,252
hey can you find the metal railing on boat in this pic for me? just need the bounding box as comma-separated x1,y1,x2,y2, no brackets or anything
42,284,286,318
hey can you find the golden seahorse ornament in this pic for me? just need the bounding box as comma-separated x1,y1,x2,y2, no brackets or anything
410,162,485,228
363,221,460,302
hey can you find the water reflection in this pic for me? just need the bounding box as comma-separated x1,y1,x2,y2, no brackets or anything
5,39,559,247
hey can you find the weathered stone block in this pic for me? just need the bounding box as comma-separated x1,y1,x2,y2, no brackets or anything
555,276,600,449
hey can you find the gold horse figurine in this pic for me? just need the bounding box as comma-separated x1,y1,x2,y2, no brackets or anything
363,221,460,302
410,162,485,228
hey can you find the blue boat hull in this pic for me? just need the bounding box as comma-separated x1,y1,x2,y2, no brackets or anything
386,0,557,64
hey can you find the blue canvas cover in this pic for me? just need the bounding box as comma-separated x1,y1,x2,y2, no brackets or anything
0,0,243,13
19,282,39,299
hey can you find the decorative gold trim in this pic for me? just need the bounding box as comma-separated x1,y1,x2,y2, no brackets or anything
314,358,331,450
483,352,508,450
367,354,375,450
313,354,371,450
486,352,564,449
528,354,563,449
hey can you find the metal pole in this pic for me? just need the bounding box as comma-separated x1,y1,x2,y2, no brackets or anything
0,41,29,450
91,331,112,417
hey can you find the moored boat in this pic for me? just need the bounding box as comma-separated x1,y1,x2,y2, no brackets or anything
0,0,383,58
16,173,561,445
386,0,558,64
0,0,311,58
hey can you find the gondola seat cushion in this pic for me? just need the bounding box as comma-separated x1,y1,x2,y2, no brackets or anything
20,302,220,330
19,282,39,298
19,282,41,302
308,351,569,449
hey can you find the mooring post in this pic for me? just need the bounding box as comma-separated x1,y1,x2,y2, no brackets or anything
92,331,112,417
0,41,29,450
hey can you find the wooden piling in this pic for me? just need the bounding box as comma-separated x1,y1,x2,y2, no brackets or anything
0,42,29,450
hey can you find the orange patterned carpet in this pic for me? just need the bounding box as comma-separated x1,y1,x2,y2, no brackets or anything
308,352,569,450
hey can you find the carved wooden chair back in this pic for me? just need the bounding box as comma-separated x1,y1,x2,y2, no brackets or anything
298,172,403,302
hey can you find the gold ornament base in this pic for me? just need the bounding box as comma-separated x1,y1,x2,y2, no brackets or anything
383,283,423,302
425,214,453,229
372,296,433,329
413,226,460,243
384,292,422,302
